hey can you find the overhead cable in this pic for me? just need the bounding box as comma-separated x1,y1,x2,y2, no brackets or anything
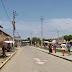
1,0,11,23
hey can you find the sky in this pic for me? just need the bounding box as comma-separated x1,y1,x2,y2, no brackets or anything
0,0,72,39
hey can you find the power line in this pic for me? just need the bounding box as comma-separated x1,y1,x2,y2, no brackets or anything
1,0,11,23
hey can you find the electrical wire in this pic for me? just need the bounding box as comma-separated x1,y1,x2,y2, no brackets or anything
1,0,11,23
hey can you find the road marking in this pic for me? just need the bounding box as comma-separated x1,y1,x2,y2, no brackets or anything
34,58,47,65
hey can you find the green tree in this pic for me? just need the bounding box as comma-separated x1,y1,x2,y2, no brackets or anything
64,35,72,41
68,35,72,41
32,37,41,45
64,35,68,41
27,37,30,41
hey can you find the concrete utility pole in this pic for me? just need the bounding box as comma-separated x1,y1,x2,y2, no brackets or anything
62,36,64,43
17,32,20,47
40,16,44,47
12,10,17,49
57,30,59,42
20,34,22,47
31,32,32,45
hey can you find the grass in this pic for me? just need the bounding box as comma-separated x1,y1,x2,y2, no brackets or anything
35,46,72,53
56,49,68,53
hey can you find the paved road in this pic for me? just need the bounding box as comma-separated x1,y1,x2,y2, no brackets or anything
0,46,72,72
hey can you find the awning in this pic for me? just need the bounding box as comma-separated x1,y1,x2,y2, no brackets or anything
69,40,72,42
22,41,30,43
43,41,49,43
4,41,15,43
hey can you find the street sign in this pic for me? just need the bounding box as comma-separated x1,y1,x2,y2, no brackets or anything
14,36,21,39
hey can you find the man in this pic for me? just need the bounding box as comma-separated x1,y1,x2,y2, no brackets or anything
2,45,6,57
67,42,71,55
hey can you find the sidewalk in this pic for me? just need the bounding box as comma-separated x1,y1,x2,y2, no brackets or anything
0,47,19,69
33,47,72,62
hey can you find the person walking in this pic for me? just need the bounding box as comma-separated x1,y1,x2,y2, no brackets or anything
2,45,6,57
67,42,71,55
62,47,65,56
53,43,57,53
49,44,52,53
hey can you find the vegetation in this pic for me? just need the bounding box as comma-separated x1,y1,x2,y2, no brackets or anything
32,37,41,45
26,37,41,45
38,46,69,53
64,35,72,41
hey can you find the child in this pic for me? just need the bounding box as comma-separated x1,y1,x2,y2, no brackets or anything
62,46,65,56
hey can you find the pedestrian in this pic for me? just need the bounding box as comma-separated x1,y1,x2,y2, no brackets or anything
49,44,52,53
53,43,57,53
2,45,6,57
67,42,71,55
62,47,65,56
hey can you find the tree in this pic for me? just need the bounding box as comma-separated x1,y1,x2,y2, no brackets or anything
64,35,72,41
64,35,68,41
27,37,30,41
32,37,41,45
68,35,72,41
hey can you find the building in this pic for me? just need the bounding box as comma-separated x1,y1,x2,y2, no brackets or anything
52,36,65,43
0,30,13,47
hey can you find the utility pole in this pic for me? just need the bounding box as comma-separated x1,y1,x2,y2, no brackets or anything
40,16,44,47
20,34,22,47
31,32,32,45
17,32,20,47
12,10,17,49
62,36,64,43
57,30,59,42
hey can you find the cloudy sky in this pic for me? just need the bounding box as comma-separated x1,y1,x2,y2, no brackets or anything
0,0,72,39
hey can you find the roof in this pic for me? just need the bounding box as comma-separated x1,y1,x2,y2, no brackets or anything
53,37,63,39
0,25,3,28
0,30,12,38
0,30,13,42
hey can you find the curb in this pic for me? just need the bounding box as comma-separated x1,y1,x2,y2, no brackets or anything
50,53,72,62
36,48,72,62
0,49,18,69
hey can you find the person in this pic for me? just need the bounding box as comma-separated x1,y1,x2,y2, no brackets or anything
2,45,6,57
7,43,11,52
66,42,71,55
49,44,52,53
53,43,57,53
62,46,65,56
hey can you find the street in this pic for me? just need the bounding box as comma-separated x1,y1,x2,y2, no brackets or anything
0,46,72,72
